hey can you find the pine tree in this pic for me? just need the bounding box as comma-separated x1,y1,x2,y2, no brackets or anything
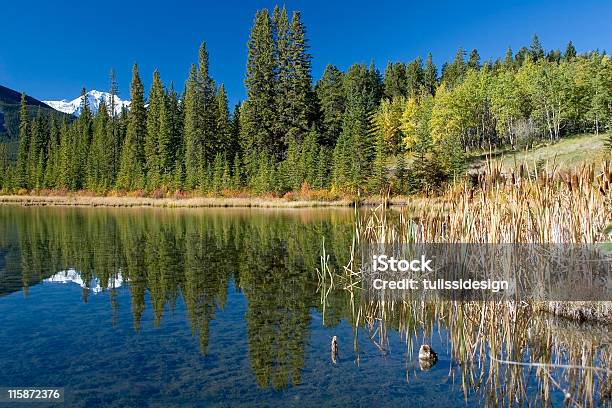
530,34,545,61
87,101,110,191
231,154,243,189
242,10,278,157
273,5,292,146
406,57,424,96
158,82,182,184
108,68,121,184
503,47,514,70
423,53,438,96
183,43,219,190
315,146,330,189
288,10,313,142
44,116,60,188
384,62,408,99
197,42,218,164
0,144,11,189
302,126,319,186
215,84,231,155
145,70,165,187
315,65,345,146
75,88,93,189
441,48,466,88
27,111,44,188
117,64,146,190
16,93,30,188
183,64,200,189
394,153,407,194
467,49,481,70
332,77,375,191
370,132,387,193
564,41,577,61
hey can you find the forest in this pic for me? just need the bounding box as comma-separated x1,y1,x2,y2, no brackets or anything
0,5,610,198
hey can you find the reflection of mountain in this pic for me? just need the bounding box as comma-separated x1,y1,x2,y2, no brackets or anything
45,269,123,293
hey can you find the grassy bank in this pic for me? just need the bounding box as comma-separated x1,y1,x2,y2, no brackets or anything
468,132,609,173
0,194,356,208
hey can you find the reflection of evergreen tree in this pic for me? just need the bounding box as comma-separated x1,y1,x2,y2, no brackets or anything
0,206,359,392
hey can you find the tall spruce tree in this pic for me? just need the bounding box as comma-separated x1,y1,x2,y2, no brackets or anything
145,70,164,187
423,53,438,96
87,101,110,191
197,42,218,165
16,93,30,188
315,65,345,146
406,57,424,96
384,62,408,99
530,34,545,61
564,41,577,61
242,9,278,158
117,64,146,190
215,84,231,155
467,49,481,70
183,64,200,189
288,11,313,142
273,5,292,146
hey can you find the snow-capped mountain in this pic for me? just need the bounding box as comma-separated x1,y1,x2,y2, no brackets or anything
44,269,124,294
44,90,130,117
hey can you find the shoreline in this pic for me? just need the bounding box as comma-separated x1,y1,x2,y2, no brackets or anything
0,194,355,209
0,194,439,209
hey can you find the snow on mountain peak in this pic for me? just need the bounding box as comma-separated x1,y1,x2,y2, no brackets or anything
44,90,130,116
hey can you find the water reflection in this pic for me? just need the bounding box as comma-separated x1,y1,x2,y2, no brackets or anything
0,206,354,392
0,206,609,407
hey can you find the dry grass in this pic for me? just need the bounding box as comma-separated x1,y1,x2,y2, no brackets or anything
318,158,612,406
0,194,355,209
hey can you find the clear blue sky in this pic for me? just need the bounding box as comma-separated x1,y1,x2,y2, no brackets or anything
1,0,610,106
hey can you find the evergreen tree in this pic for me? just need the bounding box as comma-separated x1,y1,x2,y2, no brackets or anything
530,34,545,61
288,10,313,142
183,64,200,189
315,65,345,146
74,88,93,189
242,9,278,158
503,47,514,70
16,93,30,188
197,42,219,164
467,49,481,70
231,154,243,189
423,53,438,96
332,76,375,191
315,146,330,189
107,69,121,184
117,64,146,190
145,70,165,187
564,41,577,61
384,62,408,99
302,125,319,185
406,57,424,96
87,101,110,191
441,48,466,88
394,153,407,194
215,85,231,155
370,131,387,193
44,116,60,188
27,110,44,188
273,5,292,145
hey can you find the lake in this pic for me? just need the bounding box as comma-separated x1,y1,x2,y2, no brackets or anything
0,206,607,407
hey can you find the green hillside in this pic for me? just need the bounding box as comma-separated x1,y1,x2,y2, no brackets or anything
0,85,70,158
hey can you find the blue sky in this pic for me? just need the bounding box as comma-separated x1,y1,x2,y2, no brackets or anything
1,0,610,106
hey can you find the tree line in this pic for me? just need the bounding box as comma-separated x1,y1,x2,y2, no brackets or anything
1,6,610,196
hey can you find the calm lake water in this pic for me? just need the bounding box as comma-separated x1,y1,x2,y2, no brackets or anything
0,206,603,407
